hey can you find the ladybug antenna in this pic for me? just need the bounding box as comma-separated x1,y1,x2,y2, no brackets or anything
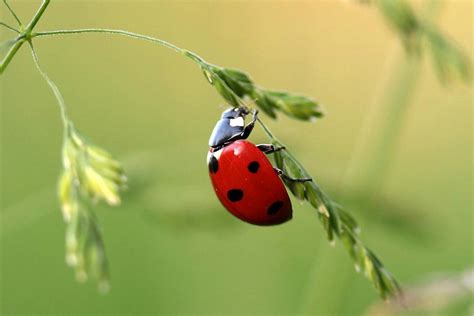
244,98,259,111
235,98,258,115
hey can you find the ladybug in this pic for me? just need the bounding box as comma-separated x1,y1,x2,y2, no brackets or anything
207,107,311,226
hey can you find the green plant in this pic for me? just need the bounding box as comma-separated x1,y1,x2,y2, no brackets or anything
356,0,471,83
1,0,407,299
30,44,125,291
344,0,471,202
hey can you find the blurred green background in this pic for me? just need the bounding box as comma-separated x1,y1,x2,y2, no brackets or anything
1,1,472,315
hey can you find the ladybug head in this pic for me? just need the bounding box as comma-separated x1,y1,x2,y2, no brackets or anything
220,106,250,119
209,107,250,148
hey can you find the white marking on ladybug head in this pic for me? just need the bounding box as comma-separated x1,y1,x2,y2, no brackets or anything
229,117,244,127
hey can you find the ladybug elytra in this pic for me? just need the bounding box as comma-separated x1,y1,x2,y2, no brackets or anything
207,107,311,226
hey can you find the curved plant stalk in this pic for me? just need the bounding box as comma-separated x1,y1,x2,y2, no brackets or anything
27,29,323,121
3,0,23,26
344,52,421,198
257,118,400,299
0,21,19,33
0,0,50,74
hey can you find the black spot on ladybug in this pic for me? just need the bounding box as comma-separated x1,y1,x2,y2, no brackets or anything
267,201,284,215
247,161,260,173
227,189,243,202
208,155,219,173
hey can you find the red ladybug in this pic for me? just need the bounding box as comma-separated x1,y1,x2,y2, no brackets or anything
207,107,311,226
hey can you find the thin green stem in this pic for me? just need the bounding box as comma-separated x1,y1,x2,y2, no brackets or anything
3,0,22,26
349,57,420,196
0,38,17,51
0,21,19,33
32,28,206,65
0,38,25,74
31,28,252,108
28,42,70,127
25,0,49,33
256,117,276,140
1,0,50,75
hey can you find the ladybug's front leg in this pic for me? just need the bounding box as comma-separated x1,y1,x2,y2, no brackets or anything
240,109,259,139
257,144,286,154
274,168,312,183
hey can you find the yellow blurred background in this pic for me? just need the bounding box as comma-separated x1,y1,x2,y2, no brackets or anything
1,1,472,315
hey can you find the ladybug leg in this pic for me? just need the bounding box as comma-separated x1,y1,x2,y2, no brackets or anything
274,168,312,182
257,144,286,154
240,109,259,139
